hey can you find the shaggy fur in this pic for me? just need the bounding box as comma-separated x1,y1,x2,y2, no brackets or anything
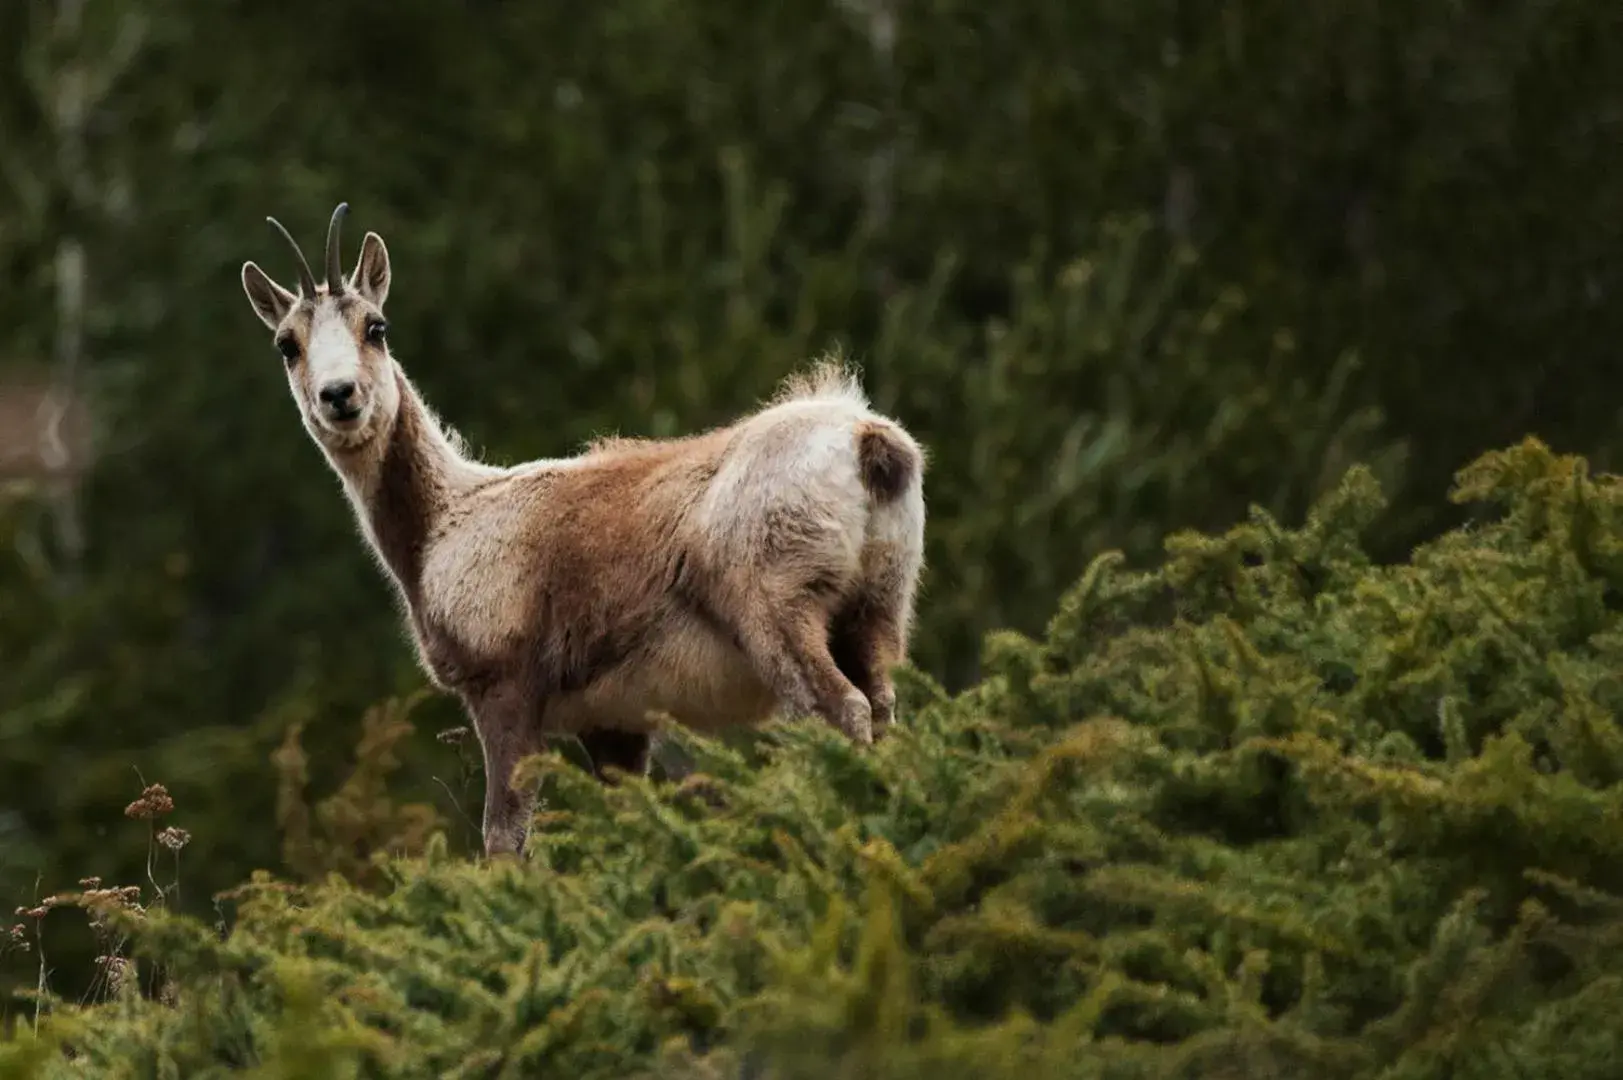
240,204,927,858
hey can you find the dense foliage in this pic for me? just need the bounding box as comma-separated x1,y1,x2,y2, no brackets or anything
4,439,1623,1077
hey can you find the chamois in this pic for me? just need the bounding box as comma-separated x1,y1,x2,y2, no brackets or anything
239,203,927,858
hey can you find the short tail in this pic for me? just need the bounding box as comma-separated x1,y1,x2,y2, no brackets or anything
855,420,923,504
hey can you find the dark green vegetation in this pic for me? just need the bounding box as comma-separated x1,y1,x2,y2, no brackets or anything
4,0,1623,1059
6,438,1623,1078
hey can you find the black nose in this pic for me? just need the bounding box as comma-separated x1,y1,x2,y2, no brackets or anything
319,381,356,407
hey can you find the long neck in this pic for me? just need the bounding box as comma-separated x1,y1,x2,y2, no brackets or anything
329,364,486,608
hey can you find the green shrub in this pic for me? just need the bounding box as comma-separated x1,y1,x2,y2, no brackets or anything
5,437,1623,1078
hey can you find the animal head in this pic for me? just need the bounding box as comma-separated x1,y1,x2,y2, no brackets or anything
240,203,399,451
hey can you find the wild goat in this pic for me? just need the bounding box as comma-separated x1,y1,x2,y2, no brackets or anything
239,203,927,857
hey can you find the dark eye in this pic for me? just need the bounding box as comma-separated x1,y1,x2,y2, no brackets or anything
365,318,388,345
276,335,300,364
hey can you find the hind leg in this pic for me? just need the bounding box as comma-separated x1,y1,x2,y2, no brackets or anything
830,597,907,739
831,515,922,741
578,729,653,783
736,594,874,744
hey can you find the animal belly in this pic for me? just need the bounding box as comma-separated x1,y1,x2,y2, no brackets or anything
556,623,778,735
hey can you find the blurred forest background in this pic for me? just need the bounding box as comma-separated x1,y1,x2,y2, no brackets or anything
2,0,1621,1001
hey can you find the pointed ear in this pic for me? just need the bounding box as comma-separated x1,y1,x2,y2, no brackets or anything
351,231,391,307
242,262,295,331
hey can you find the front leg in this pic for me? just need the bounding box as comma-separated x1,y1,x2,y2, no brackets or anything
469,683,541,859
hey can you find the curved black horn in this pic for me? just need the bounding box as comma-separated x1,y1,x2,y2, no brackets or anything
324,202,350,294
265,215,317,298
